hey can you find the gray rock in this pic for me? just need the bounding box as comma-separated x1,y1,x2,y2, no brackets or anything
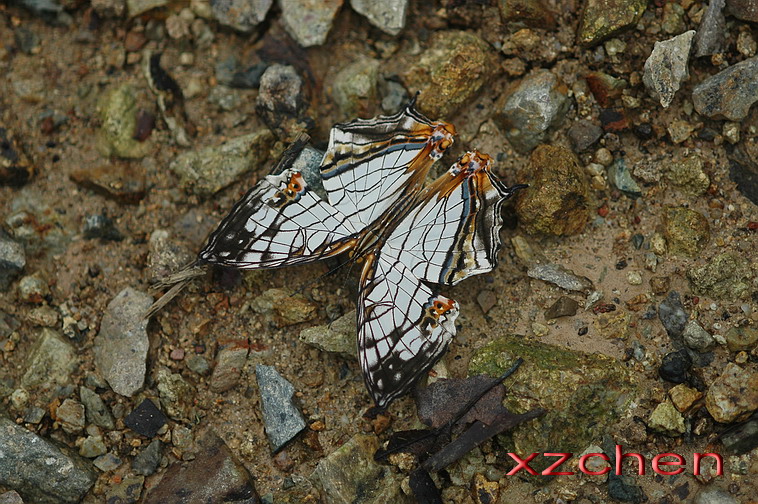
693,488,738,504
719,415,758,454
255,364,306,452
299,310,357,356
93,453,122,472
156,369,196,421
695,0,726,57
682,320,714,352
527,263,594,293
79,436,107,458
207,85,242,112
256,64,310,140
349,0,407,35
210,344,249,392
608,473,645,504
0,491,23,504
494,70,569,153
693,56,758,121
379,78,409,114
169,129,274,197
147,229,193,283
23,407,45,424
658,291,688,339
56,398,86,434
186,355,211,375
312,434,403,503
94,288,153,397
21,328,77,394
0,417,97,504
0,231,26,291
280,0,343,47
132,439,162,476
643,31,696,108
567,119,603,152
608,158,642,197
17,273,50,303
332,57,380,119
83,213,123,241
79,387,115,429
211,0,272,32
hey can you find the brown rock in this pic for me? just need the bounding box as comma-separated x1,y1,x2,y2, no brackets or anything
143,432,261,504
400,31,499,118
705,363,758,423
515,145,591,235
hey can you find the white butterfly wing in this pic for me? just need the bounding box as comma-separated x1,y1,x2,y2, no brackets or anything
358,251,459,408
384,152,525,286
198,168,357,269
320,102,455,229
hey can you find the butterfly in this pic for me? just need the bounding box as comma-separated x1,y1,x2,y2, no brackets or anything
197,100,526,408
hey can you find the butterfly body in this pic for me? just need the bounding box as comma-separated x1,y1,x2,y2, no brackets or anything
198,102,525,408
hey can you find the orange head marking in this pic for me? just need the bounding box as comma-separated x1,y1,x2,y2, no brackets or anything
450,150,493,177
288,173,306,194
428,122,456,160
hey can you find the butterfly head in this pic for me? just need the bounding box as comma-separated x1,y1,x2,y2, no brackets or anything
449,150,493,177
428,122,456,160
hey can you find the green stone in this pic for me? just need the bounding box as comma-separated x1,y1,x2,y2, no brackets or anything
469,335,638,474
666,156,710,196
311,434,404,503
648,401,686,436
169,129,274,197
96,84,151,159
687,253,754,300
21,328,78,394
662,206,710,257
577,0,647,47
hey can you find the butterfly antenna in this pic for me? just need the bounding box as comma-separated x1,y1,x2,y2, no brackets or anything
143,261,206,320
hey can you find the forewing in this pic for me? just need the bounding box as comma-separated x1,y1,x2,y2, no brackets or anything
198,169,357,269
358,252,459,408
384,157,521,286
320,102,454,229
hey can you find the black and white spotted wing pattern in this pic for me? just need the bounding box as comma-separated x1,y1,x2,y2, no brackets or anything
358,151,526,408
320,101,455,229
198,169,356,268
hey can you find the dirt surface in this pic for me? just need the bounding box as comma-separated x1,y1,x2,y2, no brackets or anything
1,1,757,503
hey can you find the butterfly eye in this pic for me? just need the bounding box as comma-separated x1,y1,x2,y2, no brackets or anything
292,183,300,191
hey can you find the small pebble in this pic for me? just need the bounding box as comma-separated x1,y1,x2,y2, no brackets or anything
626,271,642,285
